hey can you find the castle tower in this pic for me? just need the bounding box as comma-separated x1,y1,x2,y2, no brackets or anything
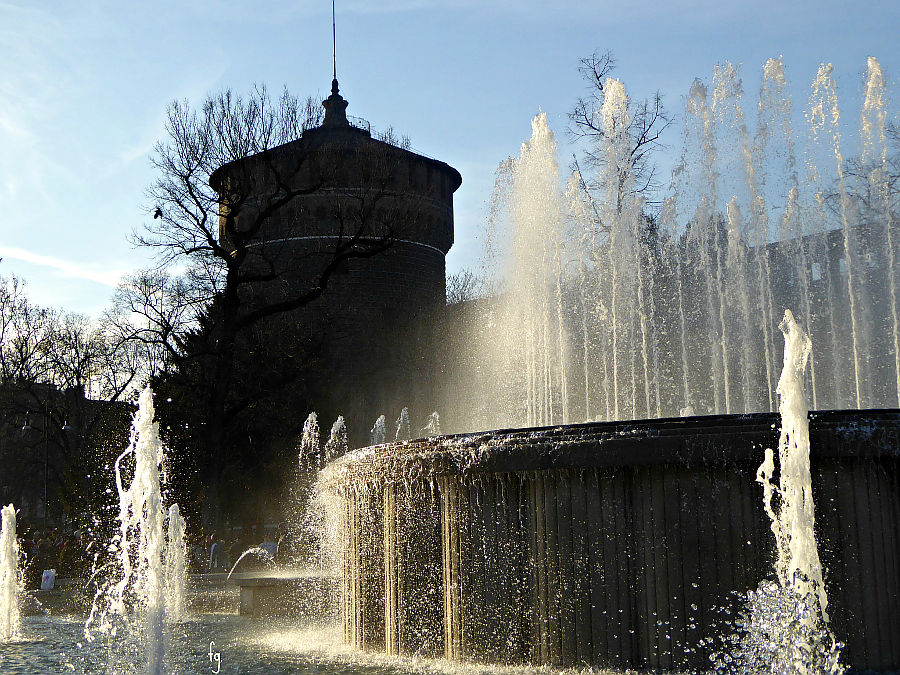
210,81,462,447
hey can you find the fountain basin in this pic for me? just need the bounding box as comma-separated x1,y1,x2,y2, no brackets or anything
323,410,900,672
231,572,339,620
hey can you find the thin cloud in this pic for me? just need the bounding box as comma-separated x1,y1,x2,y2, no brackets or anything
0,246,126,287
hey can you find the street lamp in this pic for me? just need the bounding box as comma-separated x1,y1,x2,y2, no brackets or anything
21,403,71,527
42,400,49,529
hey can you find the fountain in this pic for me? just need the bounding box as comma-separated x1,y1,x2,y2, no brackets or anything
325,416,349,463
324,57,900,673
370,415,387,445
164,504,187,623
324,369,900,672
458,57,900,430
716,310,843,674
0,504,21,641
2,56,898,675
82,386,185,673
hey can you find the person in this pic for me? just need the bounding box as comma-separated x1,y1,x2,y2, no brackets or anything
208,532,223,572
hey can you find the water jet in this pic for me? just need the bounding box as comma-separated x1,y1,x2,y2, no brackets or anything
325,409,900,671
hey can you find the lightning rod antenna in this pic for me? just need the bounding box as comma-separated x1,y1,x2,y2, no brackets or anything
332,0,337,80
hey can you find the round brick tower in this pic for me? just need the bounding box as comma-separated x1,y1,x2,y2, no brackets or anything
210,80,462,447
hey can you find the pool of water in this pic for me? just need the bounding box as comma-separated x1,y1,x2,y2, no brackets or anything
0,613,600,675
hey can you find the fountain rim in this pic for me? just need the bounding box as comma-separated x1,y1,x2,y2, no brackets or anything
320,409,900,490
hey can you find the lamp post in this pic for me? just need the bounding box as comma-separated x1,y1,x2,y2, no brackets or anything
22,399,70,528
38,400,50,529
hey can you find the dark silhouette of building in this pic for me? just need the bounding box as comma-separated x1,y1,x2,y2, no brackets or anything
210,80,462,447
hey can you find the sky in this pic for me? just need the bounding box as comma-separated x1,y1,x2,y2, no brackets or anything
1,0,897,317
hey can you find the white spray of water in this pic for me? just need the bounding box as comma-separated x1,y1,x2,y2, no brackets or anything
84,386,167,674
300,412,321,471
726,310,843,674
226,547,276,581
813,63,864,407
762,310,828,612
463,56,896,431
0,504,21,640
370,415,386,445
422,411,441,437
394,407,410,441
861,56,900,406
686,80,728,413
164,503,187,622
324,416,348,463
493,112,568,427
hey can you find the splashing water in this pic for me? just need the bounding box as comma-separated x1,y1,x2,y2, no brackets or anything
370,415,386,445
226,547,276,581
0,503,21,641
84,386,170,674
770,310,828,612
456,57,898,432
394,407,410,441
324,415,348,463
421,411,441,437
300,412,321,471
717,310,843,674
164,503,187,622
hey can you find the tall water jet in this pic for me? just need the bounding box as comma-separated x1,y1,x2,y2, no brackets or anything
496,112,568,427
726,310,843,674
164,503,187,622
394,407,410,441
813,62,865,407
861,56,900,406
767,311,828,607
421,411,441,437
300,412,321,471
85,386,168,674
0,503,20,641
683,79,728,413
324,415,348,463
370,415,386,445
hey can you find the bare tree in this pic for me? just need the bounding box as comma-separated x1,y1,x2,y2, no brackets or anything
0,275,138,524
129,84,420,525
446,269,484,305
0,275,55,384
569,50,674,206
823,120,900,224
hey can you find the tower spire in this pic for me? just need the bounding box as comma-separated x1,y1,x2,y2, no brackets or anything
322,0,349,127
332,0,337,81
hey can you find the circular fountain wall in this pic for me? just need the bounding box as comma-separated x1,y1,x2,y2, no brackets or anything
323,411,900,672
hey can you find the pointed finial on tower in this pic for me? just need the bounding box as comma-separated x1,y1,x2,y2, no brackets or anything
321,0,349,127
332,0,337,81
323,77,349,128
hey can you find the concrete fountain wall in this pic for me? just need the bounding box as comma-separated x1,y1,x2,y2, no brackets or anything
326,411,900,672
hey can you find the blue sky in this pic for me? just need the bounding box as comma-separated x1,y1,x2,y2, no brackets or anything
1,0,897,316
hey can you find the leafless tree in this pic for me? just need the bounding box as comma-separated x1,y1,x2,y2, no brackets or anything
569,50,674,208
0,274,139,523
445,269,484,305
0,275,54,384
133,84,401,359
128,84,420,525
823,120,900,224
